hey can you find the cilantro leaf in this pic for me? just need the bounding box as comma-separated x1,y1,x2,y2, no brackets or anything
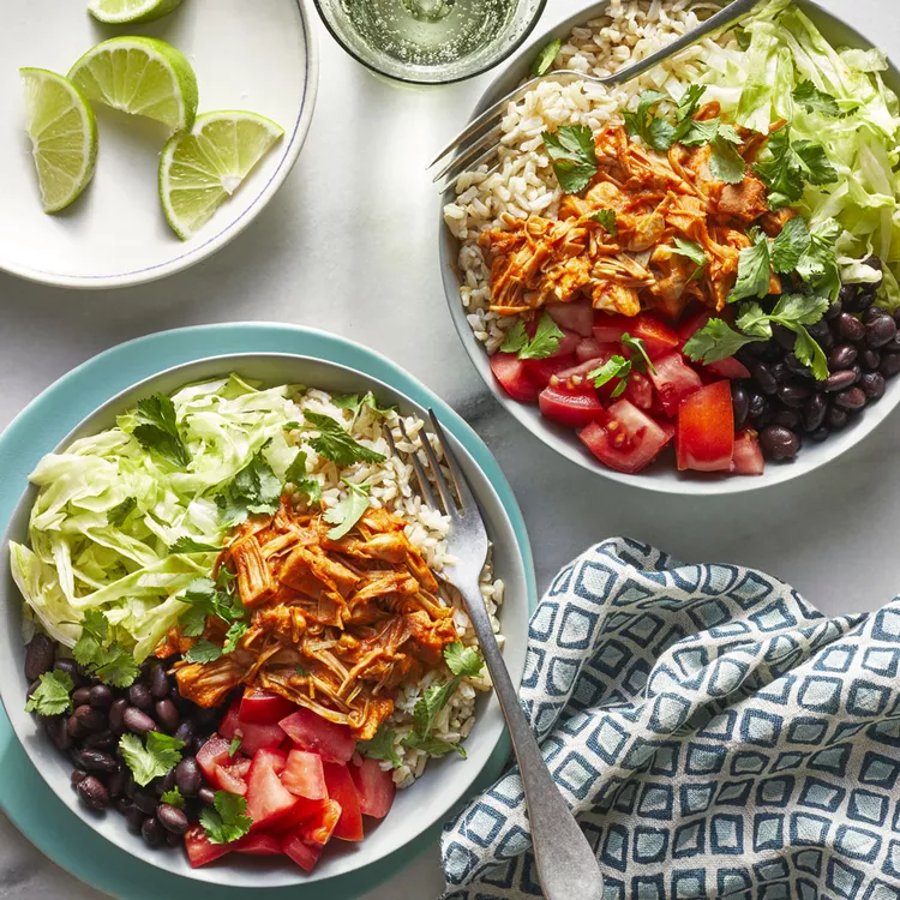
132,394,190,467
169,537,221,554
754,127,837,208
184,640,224,664
734,301,774,339
623,90,671,150
25,670,73,716
119,731,185,787
200,791,252,845
542,124,598,194
709,136,746,184
770,293,830,327
228,737,242,758
178,576,245,639
796,218,842,301
670,237,708,279
284,450,308,485
500,313,565,361
107,497,136,527
531,37,561,77
683,318,757,365
331,392,395,419
621,333,657,374
72,609,139,688
222,621,248,655
679,118,721,147
285,450,323,506
402,732,466,759
216,449,283,527
92,645,140,688
791,326,830,380
588,355,632,397
324,482,371,540
72,609,108,668
161,787,185,808
793,80,843,117
358,725,401,768
591,209,617,236
444,642,484,678
412,681,457,739
771,216,811,274
730,230,772,302
670,84,707,143
304,412,386,467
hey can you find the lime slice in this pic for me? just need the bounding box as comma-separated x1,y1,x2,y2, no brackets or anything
68,36,198,133
20,68,98,213
159,111,284,240
87,0,183,24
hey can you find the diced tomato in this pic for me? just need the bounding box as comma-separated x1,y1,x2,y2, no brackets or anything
732,429,765,475
214,756,251,795
704,357,751,380
552,330,580,358
301,798,342,846
489,353,539,402
593,312,679,358
234,831,283,856
574,336,602,362
539,385,604,428
184,826,232,868
282,834,323,872
282,750,328,800
522,353,576,389
246,748,298,831
239,689,297,725
624,371,653,410
546,300,594,336
578,400,674,474
218,700,241,741
550,358,607,393
279,709,355,764
676,380,735,472
677,308,711,343
220,698,286,756
649,352,704,417
350,758,396,819
323,763,364,842
195,735,232,785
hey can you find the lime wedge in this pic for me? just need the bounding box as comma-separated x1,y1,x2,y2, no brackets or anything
159,111,284,240
87,0,183,24
20,68,98,213
68,36,198,133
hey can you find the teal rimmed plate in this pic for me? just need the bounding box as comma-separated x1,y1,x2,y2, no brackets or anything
0,323,536,898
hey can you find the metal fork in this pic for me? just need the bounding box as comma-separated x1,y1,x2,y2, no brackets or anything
385,411,604,900
431,0,762,188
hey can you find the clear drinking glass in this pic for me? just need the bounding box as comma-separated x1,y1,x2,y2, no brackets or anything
313,0,547,85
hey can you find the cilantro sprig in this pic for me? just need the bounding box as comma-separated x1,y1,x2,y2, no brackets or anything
531,37,562,77
304,412,386,467
501,312,565,360
541,124,598,194
324,481,372,540
753,126,838,208
72,609,139,688
178,574,250,663
216,448,282,527
358,725,401,768
200,790,252,844
25,670,73,716
285,450,323,506
589,356,632,398
131,394,190,467
119,731,185,786
591,209,617,236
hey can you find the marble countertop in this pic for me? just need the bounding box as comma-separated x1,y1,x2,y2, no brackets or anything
1,0,898,896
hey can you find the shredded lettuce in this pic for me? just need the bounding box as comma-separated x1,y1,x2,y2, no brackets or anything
692,0,900,295
10,376,303,661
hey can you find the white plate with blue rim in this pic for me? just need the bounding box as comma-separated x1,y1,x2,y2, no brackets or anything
0,0,318,290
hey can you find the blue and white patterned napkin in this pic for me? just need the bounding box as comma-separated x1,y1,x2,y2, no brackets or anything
441,538,900,899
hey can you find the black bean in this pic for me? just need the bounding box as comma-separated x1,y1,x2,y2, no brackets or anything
77,775,109,811
824,370,858,393
125,805,145,834
808,320,830,341
82,730,116,751
881,353,900,378
882,334,900,354
157,803,189,835
837,313,866,342
79,749,119,774
123,707,156,735
109,698,128,734
72,686,92,707
53,659,84,687
784,353,812,379
115,796,133,815
894,308,900,328
124,773,136,799
803,393,828,433
106,765,127,798
174,757,202,797
128,684,153,711
173,720,195,747
772,324,796,350
860,348,881,371
190,735,207,757
133,790,159,815
141,816,164,848
43,715,72,751
155,769,177,797
834,387,866,411
810,427,830,443
777,383,811,408
837,285,856,311
760,426,800,461
860,371,886,400
750,361,778,395
863,306,887,324
67,714,86,740
194,706,222,730
149,666,170,700
24,634,56,682
866,315,897,349
197,787,216,806
828,343,858,371
89,684,114,709
817,329,835,352
154,699,179,733
165,830,183,848
74,704,106,733
864,255,883,272
71,769,88,788
827,406,849,430
772,409,801,431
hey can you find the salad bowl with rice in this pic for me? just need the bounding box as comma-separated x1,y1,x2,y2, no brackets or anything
441,0,900,492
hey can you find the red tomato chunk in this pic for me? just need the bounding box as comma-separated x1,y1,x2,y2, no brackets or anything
676,380,735,472
278,708,355,764
579,400,674,474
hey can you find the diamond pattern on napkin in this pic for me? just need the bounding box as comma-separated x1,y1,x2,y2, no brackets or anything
441,538,900,899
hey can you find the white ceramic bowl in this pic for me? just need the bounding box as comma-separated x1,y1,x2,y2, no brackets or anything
439,0,900,495
0,0,318,289
0,351,532,892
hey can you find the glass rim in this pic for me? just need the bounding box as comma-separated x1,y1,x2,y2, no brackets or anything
312,0,549,85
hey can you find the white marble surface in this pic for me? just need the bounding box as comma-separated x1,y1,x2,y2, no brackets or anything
1,0,898,896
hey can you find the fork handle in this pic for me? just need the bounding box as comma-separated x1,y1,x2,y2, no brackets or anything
605,0,763,86
462,583,604,900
